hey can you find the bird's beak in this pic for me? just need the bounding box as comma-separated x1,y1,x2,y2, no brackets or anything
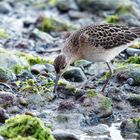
53,74,60,93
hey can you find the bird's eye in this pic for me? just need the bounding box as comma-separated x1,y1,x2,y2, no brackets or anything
62,65,65,69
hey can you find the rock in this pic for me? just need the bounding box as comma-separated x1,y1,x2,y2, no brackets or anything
107,87,126,102
26,94,45,106
0,136,5,140
31,64,47,75
0,107,9,123
79,90,112,118
119,13,140,26
116,66,140,85
120,118,140,139
57,0,79,12
127,94,140,106
63,67,86,82
77,0,131,13
0,48,28,69
126,78,134,85
56,113,83,129
0,91,17,108
126,48,140,56
19,97,27,106
58,100,75,111
45,63,55,72
53,130,79,140
0,67,16,82
7,106,19,114
83,124,109,135
0,2,12,14
74,60,92,68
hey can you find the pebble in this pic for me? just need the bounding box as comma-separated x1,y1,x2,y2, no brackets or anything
19,97,27,106
126,48,140,56
31,64,47,75
0,107,9,123
53,129,79,140
0,91,17,108
63,67,86,82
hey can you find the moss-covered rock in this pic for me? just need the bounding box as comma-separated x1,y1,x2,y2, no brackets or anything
39,17,72,32
0,67,16,82
127,94,140,106
121,118,140,139
0,114,55,140
80,90,112,117
115,64,140,85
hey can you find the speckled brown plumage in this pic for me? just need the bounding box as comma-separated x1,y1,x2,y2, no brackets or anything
53,24,140,94
64,24,140,52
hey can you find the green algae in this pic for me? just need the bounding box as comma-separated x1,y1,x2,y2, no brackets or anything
0,114,55,140
0,67,16,82
127,55,140,64
18,52,46,66
106,15,119,23
11,64,30,74
86,89,97,97
129,118,140,134
100,96,112,111
40,17,71,32
0,28,9,38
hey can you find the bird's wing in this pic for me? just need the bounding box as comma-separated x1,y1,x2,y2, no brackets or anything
79,24,140,49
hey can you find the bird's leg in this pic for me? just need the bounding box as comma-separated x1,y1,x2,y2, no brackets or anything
101,62,113,92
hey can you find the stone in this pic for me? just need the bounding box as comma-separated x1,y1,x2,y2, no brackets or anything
126,48,140,56
107,87,126,102
116,66,140,86
57,0,79,12
0,2,12,14
19,97,27,106
58,100,75,111
79,91,112,118
76,0,131,13
0,48,28,69
53,130,79,140
31,64,47,75
63,67,86,82
127,94,140,106
83,124,109,135
0,67,16,82
45,63,55,72
120,118,140,139
0,91,17,108
0,107,9,123
7,106,19,114
26,94,45,106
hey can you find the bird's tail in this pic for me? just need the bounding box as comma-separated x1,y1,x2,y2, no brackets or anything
130,27,140,37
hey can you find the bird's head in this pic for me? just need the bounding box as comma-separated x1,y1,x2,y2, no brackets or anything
53,54,68,93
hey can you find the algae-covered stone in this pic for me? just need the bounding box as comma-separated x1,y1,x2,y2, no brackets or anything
63,67,86,82
0,114,55,140
127,94,140,106
120,118,140,139
39,17,71,32
80,90,112,117
0,67,16,82
116,64,140,85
